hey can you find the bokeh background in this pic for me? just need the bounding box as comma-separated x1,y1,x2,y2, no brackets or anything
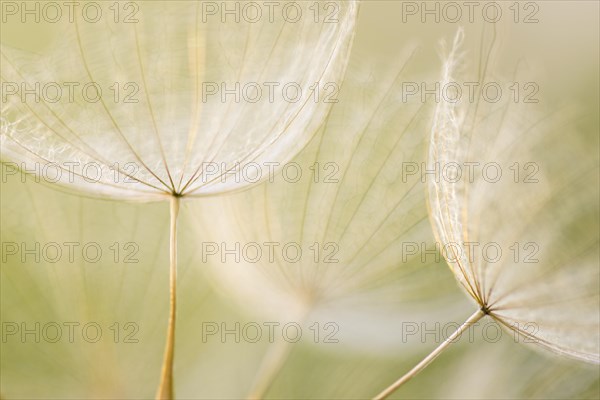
1,1,599,399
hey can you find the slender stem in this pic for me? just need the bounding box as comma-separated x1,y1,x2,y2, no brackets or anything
156,196,180,400
246,334,292,399
373,309,486,400
246,310,308,399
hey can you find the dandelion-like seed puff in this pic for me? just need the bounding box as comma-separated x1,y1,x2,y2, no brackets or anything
0,2,358,398
192,51,469,398
375,28,599,399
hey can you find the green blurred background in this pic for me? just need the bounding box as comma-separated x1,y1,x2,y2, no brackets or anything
1,1,599,399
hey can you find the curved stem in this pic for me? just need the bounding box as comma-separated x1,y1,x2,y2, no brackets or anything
156,196,180,400
246,333,293,400
246,310,308,399
373,308,486,400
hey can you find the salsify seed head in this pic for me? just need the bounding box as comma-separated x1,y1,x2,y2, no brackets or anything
1,1,358,201
428,29,600,363
191,51,468,351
